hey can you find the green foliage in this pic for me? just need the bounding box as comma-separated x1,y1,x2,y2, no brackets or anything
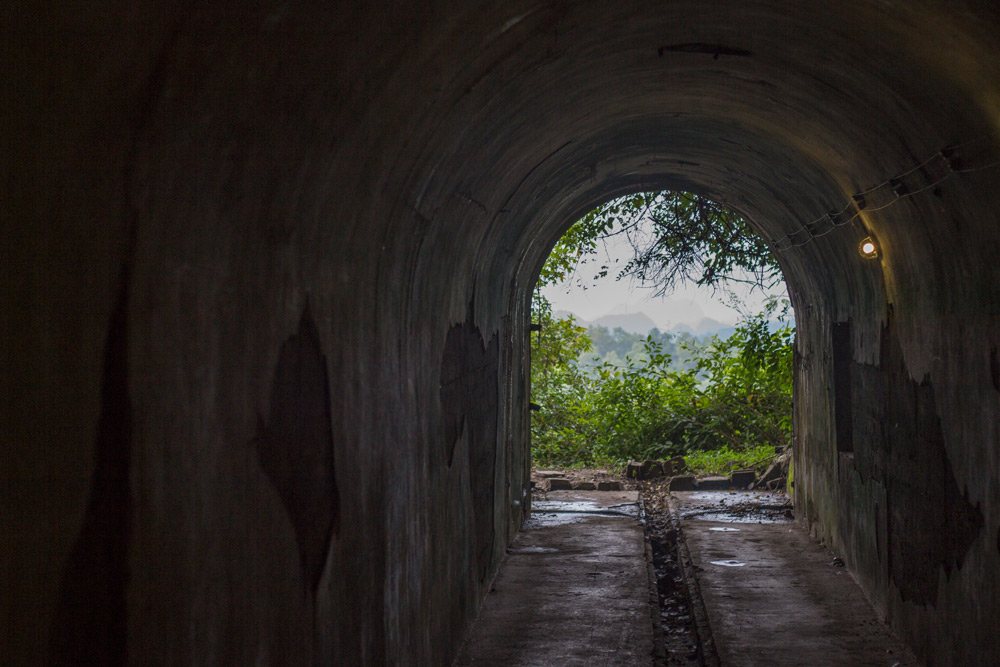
537,212,613,287
531,295,593,371
529,296,595,465
530,298,793,469
532,191,791,470
679,298,793,454
626,192,780,294
581,325,705,374
683,444,779,477
539,191,781,294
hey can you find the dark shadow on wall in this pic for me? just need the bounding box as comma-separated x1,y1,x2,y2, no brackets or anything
50,262,133,666
255,305,341,594
440,316,500,583
851,316,984,606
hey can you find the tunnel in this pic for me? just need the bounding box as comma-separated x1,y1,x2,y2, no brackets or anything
3,1,1000,665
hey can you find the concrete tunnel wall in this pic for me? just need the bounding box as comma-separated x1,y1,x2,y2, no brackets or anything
2,1,1000,664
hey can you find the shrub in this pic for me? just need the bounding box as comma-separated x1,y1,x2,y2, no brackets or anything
530,298,793,469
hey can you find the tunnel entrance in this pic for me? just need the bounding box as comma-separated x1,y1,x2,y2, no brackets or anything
529,191,794,489
522,190,802,663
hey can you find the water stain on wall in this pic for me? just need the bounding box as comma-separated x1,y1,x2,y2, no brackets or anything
851,321,983,606
256,305,340,593
440,318,499,583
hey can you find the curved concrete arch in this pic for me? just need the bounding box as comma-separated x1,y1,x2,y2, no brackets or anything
4,1,1000,665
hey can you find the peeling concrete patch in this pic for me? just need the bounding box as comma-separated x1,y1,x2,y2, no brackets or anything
255,306,340,592
440,317,499,582
852,321,985,606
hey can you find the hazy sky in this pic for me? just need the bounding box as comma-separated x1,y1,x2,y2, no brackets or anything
539,230,788,329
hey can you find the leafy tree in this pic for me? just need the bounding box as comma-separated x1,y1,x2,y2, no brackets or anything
530,296,594,465
541,191,781,295
531,295,592,377
530,191,793,470
529,302,794,468
679,298,793,453
588,326,643,359
582,325,693,372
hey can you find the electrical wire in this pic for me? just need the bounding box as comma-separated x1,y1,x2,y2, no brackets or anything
773,131,999,253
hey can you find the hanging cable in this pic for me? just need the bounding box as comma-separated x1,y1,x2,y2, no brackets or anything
772,131,1000,253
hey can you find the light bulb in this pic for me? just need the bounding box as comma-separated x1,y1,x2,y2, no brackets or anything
858,237,879,259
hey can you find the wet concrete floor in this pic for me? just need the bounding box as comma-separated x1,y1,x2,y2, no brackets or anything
675,490,920,666
454,488,921,666
454,490,655,666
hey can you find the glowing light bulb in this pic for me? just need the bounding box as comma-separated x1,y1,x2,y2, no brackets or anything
858,237,879,259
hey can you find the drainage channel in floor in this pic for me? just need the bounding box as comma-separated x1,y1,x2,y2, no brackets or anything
525,491,720,665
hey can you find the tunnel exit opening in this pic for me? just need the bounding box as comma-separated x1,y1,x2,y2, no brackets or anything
517,190,799,664
528,190,794,492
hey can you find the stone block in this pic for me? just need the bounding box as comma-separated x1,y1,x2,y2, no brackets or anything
731,469,756,488
597,481,622,491
754,448,791,490
627,459,665,480
644,460,666,479
574,481,596,490
696,476,730,490
669,475,697,491
543,477,573,491
670,455,687,473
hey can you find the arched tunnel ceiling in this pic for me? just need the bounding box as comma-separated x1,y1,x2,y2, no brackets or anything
21,0,992,332
342,0,1000,334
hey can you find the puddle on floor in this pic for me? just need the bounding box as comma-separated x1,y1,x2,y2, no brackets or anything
508,545,559,554
528,498,639,527
532,499,638,518
710,560,747,567
524,512,589,527
675,490,793,524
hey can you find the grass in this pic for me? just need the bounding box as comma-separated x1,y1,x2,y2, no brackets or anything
683,444,777,477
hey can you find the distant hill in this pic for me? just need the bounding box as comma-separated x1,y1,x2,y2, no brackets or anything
553,309,589,325
694,317,725,334
591,312,660,334
550,308,786,338
672,319,733,337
